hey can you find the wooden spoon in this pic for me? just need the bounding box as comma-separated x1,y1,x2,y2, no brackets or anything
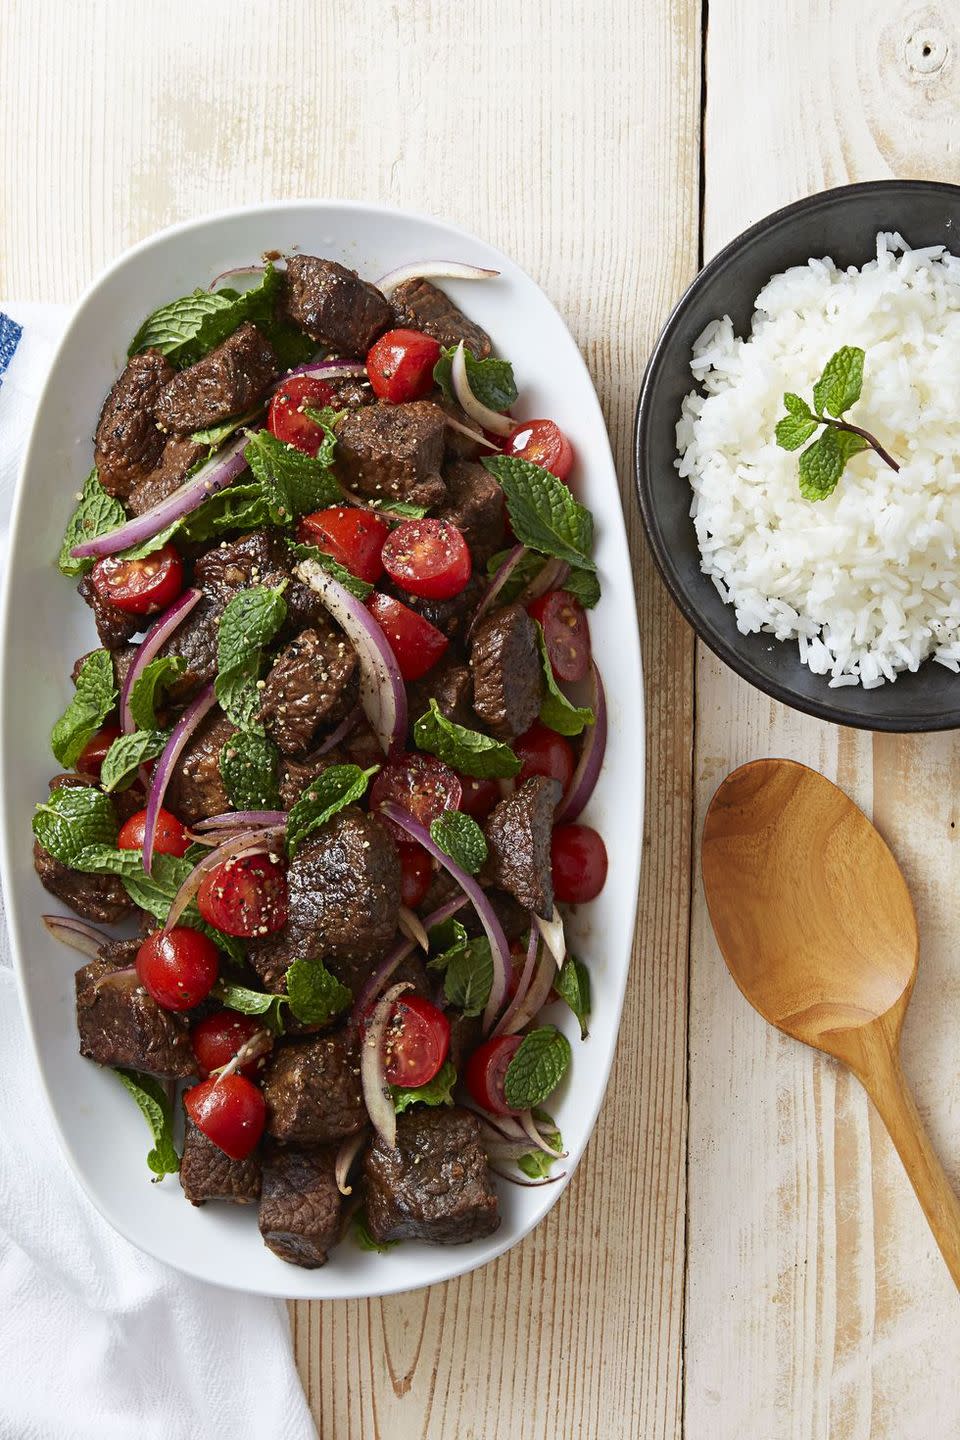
701,757,960,1288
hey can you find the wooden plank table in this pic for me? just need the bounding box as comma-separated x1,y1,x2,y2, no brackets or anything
2,1,958,1434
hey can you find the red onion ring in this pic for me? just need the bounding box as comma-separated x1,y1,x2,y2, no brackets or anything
467,544,527,640
277,360,368,389
119,588,203,733
361,981,412,1148
444,415,500,451
556,662,607,823
163,825,286,932
517,557,570,605
496,940,557,1037
397,906,429,952
489,1165,565,1187
351,893,468,1024
294,559,406,755
42,914,110,959
212,1028,273,1081
193,810,288,831
518,1108,568,1158
535,907,566,969
314,702,362,756
142,685,217,874
71,435,250,560
450,341,514,437
377,802,510,1032
462,1106,526,1140
492,925,539,1037
335,1129,369,1195
208,264,265,291
375,261,500,296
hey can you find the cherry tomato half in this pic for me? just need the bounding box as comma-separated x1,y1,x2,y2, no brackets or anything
504,419,574,482
268,374,336,455
382,994,451,1088
370,753,462,843
551,823,608,904
398,842,433,908
457,774,501,822
191,1011,272,1080
465,1034,523,1116
76,722,121,778
298,506,389,584
365,328,442,405
91,542,183,616
527,589,591,684
381,518,472,602
117,807,189,858
135,927,219,1012
367,592,449,681
514,721,575,790
197,853,289,938
184,1073,266,1160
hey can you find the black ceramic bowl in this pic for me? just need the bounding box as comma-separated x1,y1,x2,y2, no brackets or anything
635,179,960,732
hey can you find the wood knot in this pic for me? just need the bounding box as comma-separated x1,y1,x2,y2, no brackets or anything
905,26,949,74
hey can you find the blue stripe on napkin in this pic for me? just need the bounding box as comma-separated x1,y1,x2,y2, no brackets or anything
0,312,23,387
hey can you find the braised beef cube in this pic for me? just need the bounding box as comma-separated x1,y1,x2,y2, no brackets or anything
407,658,473,729
389,277,492,358
283,808,400,965
389,570,485,643
154,322,278,435
77,574,142,650
128,436,206,516
364,1107,500,1245
418,865,460,918
259,622,359,757
71,643,138,694
263,1033,365,1143
164,707,237,825
336,401,447,509
94,349,173,499
75,947,195,1077
438,461,505,568
484,777,560,918
192,528,285,603
447,1013,482,1072
330,947,434,1006
35,779,133,923
180,1113,261,1206
470,602,543,739
283,256,391,356
439,398,485,462
155,596,219,702
326,375,374,410
466,887,529,944
277,748,349,810
258,1142,343,1267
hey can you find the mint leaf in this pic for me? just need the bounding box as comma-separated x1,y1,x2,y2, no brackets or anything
517,1124,564,1178
535,624,594,737
121,852,243,963
128,263,281,367
414,699,520,779
561,567,601,609
812,346,864,418
286,763,376,858
392,1059,457,1114
775,411,819,451
433,346,517,412
214,584,288,730
100,729,168,793
190,406,262,448
258,317,316,372
353,1212,399,1253
288,541,373,600
33,785,118,868
429,811,487,875
219,730,281,811
214,979,288,1032
285,957,352,1025
443,936,494,1017
180,480,275,543
503,1025,572,1109
376,500,429,519
483,455,595,572
129,655,186,732
244,426,341,519
555,954,590,1039
58,470,126,577
50,650,117,768
426,917,469,969
115,1069,179,1177
798,427,868,501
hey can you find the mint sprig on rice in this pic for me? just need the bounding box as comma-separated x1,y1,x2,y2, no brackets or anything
775,346,900,500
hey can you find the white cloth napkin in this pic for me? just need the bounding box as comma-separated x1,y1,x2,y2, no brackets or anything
0,305,318,1440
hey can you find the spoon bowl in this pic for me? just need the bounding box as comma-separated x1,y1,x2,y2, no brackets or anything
702,758,960,1289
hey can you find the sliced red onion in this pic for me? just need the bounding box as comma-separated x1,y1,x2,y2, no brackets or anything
444,415,500,451
193,810,288,831
351,893,467,1023
467,544,527,640
208,264,265,291
142,685,217,874
377,802,510,1032
163,825,286,931
120,588,202,733
315,702,362,755
71,434,249,560
450,342,514,437
42,914,110,959
489,1165,566,1188
497,940,557,1036
463,1106,526,1140
279,360,368,387
294,559,406,755
517,557,570,605
375,261,500,296
397,906,429,952
361,981,412,1148
535,907,566,969
335,1130,369,1196
518,1108,568,1158
213,1029,273,1081
557,662,607,823
492,926,539,1037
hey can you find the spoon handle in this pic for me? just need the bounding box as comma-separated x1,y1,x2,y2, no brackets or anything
852,1015,960,1289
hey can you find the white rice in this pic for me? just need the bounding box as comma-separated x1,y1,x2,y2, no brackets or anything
676,232,960,687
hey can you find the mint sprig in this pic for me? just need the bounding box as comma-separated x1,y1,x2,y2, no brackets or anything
555,954,591,1040
100,728,169,793
115,1069,179,1177
285,764,377,859
413,699,520,779
214,979,288,1033
483,454,596,573
214,584,288,731
219,731,281,811
50,650,117,768
503,1024,572,1110
433,346,517,412
429,811,488,875
775,346,900,501
285,957,352,1026
392,1059,457,1114
128,264,281,367
58,470,126,578
535,624,594,737
128,655,186,732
